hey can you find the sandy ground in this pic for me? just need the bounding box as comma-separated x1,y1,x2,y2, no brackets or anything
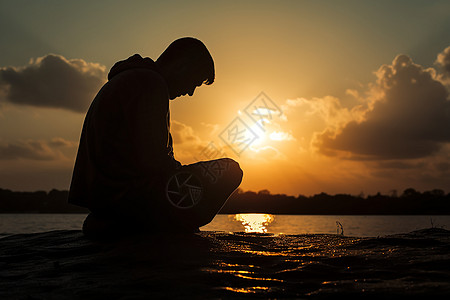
1,228,450,299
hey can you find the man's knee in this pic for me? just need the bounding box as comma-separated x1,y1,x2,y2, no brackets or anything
221,158,243,186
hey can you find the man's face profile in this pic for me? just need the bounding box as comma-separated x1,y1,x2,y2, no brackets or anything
168,68,204,100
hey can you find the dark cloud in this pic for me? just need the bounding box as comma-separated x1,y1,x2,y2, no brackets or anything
375,160,425,170
48,137,77,148
0,140,55,160
436,162,450,172
0,54,106,112
367,146,450,191
316,53,450,160
0,138,76,161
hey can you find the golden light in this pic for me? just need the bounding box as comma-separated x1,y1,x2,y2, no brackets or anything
234,213,274,233
248,121,266,146
269,131,293,141
235,105,288,152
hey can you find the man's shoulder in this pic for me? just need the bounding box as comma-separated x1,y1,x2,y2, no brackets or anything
106,69,169,107
112,68,166,89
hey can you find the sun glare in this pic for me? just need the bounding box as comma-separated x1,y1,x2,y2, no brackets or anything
234,101,290,153
248,121,266,146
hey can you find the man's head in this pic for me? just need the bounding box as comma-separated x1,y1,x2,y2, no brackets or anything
156,37,215,100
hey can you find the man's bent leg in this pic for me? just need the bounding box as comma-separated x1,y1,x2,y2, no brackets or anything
82,158,243,236
163,158,243,228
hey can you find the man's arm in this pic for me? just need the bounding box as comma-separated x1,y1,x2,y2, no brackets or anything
168,133,182,168
123,71,179,175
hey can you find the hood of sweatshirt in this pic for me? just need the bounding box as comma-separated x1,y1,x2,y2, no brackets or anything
108,54,159,80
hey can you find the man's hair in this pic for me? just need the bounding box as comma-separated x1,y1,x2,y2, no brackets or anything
157,37,215,85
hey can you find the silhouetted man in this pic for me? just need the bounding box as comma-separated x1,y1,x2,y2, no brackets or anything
69,37,242,237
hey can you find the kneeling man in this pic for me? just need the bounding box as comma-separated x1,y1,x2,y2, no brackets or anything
69,37,243,237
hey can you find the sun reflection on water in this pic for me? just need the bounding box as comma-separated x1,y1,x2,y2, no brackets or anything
224,286,270,294
234,214,274,233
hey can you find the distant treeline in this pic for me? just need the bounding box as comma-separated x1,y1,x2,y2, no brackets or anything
0,189,88,213
221,188,450,215
1,187,449,214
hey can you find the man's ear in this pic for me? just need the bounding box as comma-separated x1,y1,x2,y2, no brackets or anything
174,62,189,74
161,58,185,75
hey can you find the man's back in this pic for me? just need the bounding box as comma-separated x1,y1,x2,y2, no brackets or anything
69,57,175,211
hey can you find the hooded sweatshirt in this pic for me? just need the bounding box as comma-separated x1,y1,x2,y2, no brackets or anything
68,54,180,210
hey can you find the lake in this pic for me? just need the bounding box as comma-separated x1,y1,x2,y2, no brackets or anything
1,213,449,237
2,214,450,297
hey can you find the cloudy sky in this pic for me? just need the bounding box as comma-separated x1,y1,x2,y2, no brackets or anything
0,0,449,196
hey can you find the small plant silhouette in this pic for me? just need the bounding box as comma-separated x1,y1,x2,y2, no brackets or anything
336,221,344,235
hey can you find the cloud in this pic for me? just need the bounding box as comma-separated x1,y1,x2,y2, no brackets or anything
247,145,287,160
200,122,220,136
364,143,450,192
170,120,215,163
283,96,359,128
171,120,254,162
276,96,364,155
171,120,202,145
0,54,106,112
48,137,77,148
0,138,76,161
314,53,450,160
436,46,450,79
269,131,295,141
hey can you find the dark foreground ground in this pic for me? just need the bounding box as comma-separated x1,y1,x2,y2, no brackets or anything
1,228,450,299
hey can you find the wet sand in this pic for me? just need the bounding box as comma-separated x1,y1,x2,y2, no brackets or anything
1,228,450,299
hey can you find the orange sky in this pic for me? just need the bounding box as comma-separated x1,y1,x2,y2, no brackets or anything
0,1,450,196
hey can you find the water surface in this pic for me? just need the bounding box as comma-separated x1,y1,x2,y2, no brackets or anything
1,213,449,237
1,228,449,298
